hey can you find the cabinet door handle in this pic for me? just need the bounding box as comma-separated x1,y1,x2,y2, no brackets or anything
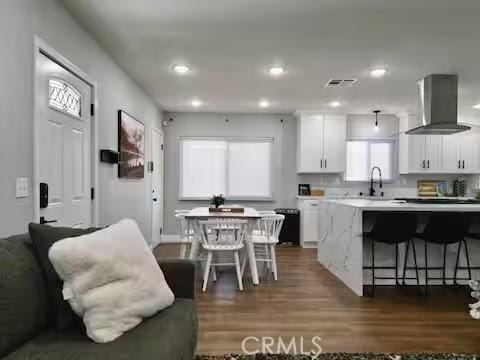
422,160,426,169
463,160,465,169
320,159,323,168
458,160,461,169
324,159,327,168
427,160,430,168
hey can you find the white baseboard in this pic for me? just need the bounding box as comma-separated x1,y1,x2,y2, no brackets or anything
159,234,184,243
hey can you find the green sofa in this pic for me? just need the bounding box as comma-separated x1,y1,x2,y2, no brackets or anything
0,233,198,360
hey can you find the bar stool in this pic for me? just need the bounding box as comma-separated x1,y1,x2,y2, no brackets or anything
363,212,418,297
460,215,480,282
415,213,470,293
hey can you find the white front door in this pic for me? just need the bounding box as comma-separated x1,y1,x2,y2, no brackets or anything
36,53,93,227
151,128,164,245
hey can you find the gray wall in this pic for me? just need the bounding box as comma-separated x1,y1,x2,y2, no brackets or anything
163,112,297,234
0,0,162,240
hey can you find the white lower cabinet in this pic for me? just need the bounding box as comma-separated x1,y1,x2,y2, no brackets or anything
297,199,320,248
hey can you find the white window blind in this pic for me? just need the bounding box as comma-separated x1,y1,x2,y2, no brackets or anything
180,138,274,200
346,141,394,181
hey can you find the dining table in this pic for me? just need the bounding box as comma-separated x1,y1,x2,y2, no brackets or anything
184,207,261,285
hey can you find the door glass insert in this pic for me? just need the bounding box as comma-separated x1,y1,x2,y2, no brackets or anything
49,79,82,118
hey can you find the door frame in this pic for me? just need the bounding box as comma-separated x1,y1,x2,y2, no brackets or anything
33,36,99,226
150,127,164,244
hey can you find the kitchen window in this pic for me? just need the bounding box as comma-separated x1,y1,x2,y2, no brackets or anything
345,140,394,181
179,137,274,200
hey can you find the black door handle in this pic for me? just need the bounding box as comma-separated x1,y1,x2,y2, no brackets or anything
39,216,57,225
152,198,158,202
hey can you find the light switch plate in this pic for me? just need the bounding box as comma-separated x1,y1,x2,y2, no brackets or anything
16,178,29,198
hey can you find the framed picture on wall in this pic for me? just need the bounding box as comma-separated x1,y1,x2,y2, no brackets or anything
118,110,145,178
298,184,311,196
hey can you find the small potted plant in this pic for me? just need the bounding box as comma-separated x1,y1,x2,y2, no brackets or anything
210,194,225,208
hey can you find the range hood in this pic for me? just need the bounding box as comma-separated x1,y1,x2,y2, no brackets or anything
406,74,470,135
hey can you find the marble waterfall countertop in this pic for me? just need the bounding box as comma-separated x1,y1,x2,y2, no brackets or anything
317,199,480,296
323,198,480,211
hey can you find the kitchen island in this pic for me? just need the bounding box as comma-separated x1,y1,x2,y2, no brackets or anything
318,199,480,296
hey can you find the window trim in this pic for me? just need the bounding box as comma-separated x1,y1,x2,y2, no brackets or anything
178,136,275,201
344,138,398,183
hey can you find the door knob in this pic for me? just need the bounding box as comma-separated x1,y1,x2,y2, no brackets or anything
39,216,57,225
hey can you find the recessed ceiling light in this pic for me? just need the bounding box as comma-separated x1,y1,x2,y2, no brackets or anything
259,100,270,108
172,64,190,74
473,104,480,109
269,66,285,76
330,101,342,108
370,68,387,78
191,99,202,107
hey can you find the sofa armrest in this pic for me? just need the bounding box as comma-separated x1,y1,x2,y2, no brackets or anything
158,259,196,299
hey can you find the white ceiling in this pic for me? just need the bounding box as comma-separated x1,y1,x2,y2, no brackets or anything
63,0,480,118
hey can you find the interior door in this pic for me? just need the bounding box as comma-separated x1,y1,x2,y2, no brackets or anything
37,54,92,227
151,129,164,245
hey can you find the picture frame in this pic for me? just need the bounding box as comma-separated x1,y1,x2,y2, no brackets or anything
298,184,311,196
118,110,145,179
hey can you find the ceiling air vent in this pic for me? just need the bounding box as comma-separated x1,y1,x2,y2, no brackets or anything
324,79,357,87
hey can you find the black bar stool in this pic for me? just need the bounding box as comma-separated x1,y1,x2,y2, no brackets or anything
461,215,480,281
415,212,470,293
363,212,418,297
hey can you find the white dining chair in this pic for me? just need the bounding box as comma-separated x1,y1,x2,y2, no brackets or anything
249,214,284,281
175,213,195,258
198,218,248,291
258,210,276,215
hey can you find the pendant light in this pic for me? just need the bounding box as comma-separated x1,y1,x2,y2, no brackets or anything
373,110,380,131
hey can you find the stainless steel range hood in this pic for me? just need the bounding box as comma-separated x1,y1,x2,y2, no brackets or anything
406,74,470,135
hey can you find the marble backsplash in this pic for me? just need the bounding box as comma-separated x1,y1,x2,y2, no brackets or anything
297,174,480,199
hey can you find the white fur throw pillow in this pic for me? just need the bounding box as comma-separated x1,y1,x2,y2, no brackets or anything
48,219,174,343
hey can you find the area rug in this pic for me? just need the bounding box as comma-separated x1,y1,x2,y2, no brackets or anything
196,354,477,360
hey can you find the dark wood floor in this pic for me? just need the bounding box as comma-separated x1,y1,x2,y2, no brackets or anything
155,245,480,355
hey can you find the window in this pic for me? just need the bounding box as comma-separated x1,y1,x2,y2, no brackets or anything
180,138,273,200
346,140,394,181
49,79,82,118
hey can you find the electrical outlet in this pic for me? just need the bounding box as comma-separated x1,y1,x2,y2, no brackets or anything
16,178,29,198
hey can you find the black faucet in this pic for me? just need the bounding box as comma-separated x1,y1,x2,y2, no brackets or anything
369,166,383,197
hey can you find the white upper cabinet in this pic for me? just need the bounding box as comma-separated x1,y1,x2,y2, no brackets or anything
425,136,444,171
323,115,347,173
297,114,324,172
399,114,480,174
443,131,480,173
297,113,347,173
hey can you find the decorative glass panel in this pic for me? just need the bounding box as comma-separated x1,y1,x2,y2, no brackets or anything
49,79,82,117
